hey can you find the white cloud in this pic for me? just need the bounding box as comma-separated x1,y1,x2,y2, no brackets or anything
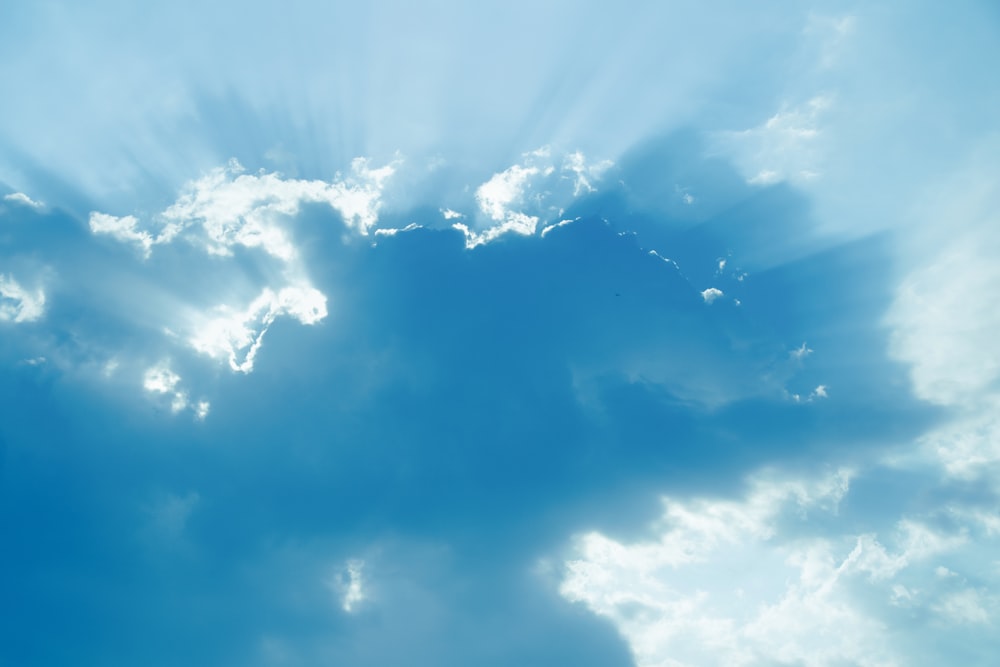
143,362,188,413
89,212,173,258
886,235,1000,407
476,163,543,222
3,191,44,209
189,285,327,373
933,589,991,625
330,559,366,613
89,156,398,261
700,287,724,304
714,95,832,187
453,214,539,249
563,150,613,196
558,466,991,667
0,274,45,323
466,148,613,247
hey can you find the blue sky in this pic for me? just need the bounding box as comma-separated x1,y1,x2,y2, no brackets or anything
2,2,999,665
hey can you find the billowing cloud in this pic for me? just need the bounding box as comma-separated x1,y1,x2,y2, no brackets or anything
700,287,724,303
0,274,45,323
559,467,995,667
90,157,398,261
89,211,178,258
189,285,327,373
143,362,190,413
458,148,613,248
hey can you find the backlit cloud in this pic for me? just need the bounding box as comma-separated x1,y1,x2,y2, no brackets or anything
189,285,327,373
560,466,995,667
0,274,45,323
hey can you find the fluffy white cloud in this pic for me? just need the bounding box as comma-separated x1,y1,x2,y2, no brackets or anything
0,274,45,323
559,467,990,667
89,211,179,258
189,285,327,373
90,157,398,260
700,287,724,304
143,362,189,413
461,148,613,248
142,362,210,418
476,163,545,223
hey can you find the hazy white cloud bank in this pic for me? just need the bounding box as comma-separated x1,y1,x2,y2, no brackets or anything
560,467,998,667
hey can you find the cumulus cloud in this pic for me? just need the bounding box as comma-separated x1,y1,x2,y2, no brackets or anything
143,362,189,413
459,148,613,248
142,362,209,418
559,467,989,667
700,287,724,304
0,274,45,323
90,157,398,260
89,212,178,258
189,285,327,373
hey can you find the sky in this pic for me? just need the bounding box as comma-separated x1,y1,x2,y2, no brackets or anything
2,2,999,665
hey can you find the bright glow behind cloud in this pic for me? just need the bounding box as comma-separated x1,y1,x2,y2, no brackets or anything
91,157,398,261
0,274,45,323
190,285,327,373
560,468,996,667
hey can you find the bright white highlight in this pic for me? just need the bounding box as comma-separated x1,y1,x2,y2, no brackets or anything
716,96,831,186
89,157,398,260
459,148,612,248
0,274,45,323
701,287,724,304
559,468,990,667
89,212,178,258
143,363,188,413
190,285,327,373
328,559,367,613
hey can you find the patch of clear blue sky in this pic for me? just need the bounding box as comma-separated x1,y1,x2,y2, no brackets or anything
2,2,999,665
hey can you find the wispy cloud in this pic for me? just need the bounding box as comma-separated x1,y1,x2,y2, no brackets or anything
0,274,45,323
3,192,44,209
